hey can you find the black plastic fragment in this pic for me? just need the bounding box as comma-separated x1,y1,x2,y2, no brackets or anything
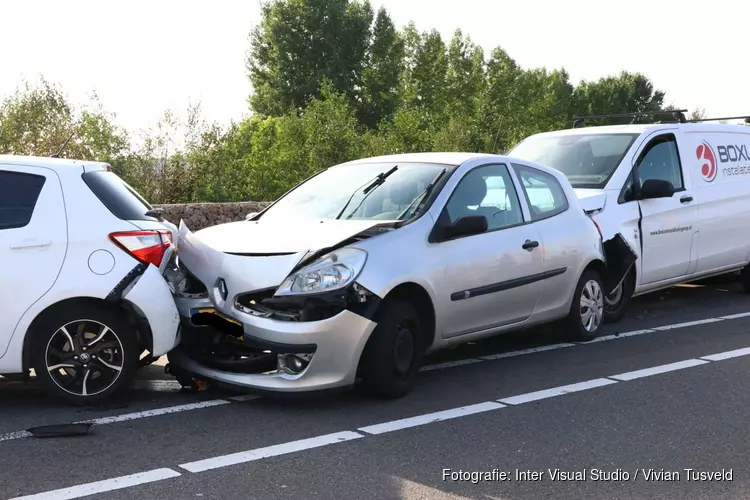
602,233,638,295
27,423,94,438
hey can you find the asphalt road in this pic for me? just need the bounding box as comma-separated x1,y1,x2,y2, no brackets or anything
2,275,750,500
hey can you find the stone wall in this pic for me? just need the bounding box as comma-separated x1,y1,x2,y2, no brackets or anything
154,202,272,231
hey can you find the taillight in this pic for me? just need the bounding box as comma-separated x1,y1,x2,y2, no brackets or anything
109,230,172,268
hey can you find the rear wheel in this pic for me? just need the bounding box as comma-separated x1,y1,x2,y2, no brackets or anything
358,300,424,399
603,270,635,324
31,304,140,405
564,269,605,342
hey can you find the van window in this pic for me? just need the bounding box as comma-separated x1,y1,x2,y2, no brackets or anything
0,170,47,230
509,133,639,189
512,164,569,221
635,134,684,190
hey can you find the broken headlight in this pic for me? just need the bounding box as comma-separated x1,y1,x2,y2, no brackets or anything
274,248,367,296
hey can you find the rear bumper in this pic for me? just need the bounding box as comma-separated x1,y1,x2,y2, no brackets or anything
171,295,377,392
123,264,181,357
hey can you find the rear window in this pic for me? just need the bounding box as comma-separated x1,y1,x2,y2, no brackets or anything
82,170,157,221
0,170,47,230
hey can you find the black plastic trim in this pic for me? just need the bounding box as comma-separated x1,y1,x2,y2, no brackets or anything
451,267,568,302
242,333,317,354
106,262,147,303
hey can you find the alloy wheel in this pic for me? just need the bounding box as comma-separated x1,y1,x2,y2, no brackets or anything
579,280,604,332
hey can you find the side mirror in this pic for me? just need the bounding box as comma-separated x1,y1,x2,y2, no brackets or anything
245,212,259,221
443,215,488,240
639,179,674,200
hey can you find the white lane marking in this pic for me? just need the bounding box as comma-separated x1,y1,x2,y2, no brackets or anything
76,400,231,426
700,346,750,361
608,359,709,381
10,468,181,500
652,318,724,330
479,343,575,360
0,430,33,442
498,378,617,405
586,329,656,343
420,359,483,371
720,312,750,320
179,431,364,473
358,402,505,435
133,380,183,392
228,394,262,402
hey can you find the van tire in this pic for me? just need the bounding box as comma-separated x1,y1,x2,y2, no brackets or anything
31,304,140,405
565,269,605,342
740,265,750,292
603,270,635,324
358,300,424,399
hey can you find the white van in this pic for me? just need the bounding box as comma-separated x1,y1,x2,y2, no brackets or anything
509,116,750,322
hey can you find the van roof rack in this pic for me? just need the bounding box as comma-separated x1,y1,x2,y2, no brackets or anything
686,115,750,124
572,109,688,128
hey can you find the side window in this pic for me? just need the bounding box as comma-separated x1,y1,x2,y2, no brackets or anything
445,164,524,231
512,164,569,221
0,170,47,230
635,134,684,190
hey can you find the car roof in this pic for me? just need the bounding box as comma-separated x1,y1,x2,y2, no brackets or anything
337,152,499,168
526,122,750,139
0,154,110,173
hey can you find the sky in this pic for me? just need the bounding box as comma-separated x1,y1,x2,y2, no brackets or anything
1,0,748,136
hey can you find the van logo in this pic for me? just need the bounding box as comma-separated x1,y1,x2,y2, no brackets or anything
696,142,717,182
717,144,750,163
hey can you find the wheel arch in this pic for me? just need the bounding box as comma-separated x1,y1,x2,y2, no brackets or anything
377,282,437,350
22,296,152,371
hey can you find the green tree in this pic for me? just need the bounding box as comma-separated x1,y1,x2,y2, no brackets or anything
358,7,404,129
571,71,666,125
247,0,374,116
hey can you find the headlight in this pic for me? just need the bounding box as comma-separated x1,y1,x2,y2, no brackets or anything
275,248,367,296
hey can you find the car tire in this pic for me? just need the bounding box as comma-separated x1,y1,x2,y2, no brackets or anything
603,270,635,324
564,269,605,342
740,265,750,293
358,300,424,399
31,303,140,405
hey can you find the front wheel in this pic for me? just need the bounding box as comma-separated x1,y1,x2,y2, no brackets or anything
358,300,424,399
31,304,140,405
564,269,605,342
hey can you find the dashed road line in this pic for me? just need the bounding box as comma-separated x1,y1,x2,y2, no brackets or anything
608,359,709,381
178,431,365,473
10,468,182,500
357,402,505,435
498,378,617,405
13,343,750,498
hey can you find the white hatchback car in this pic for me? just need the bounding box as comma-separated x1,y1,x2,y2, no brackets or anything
0,155,180,404
166,153,615,398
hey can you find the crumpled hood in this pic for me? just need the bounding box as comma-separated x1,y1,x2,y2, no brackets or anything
194,219,389,255
574,188,607,214
176,219,390,300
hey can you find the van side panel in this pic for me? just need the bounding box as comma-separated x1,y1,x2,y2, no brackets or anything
682,129,750,273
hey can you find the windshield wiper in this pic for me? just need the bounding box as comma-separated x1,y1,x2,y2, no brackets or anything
336,165,399,220
396,169,446,222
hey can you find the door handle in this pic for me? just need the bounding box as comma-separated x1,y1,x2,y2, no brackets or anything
522,239,539,251
680,195,693,204
10,239,52,250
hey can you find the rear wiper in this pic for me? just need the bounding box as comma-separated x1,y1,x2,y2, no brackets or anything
336,165,399,220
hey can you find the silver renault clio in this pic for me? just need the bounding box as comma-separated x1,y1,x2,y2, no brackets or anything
165,153,609,398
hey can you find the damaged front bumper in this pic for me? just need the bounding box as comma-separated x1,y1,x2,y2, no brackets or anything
163,223,381,393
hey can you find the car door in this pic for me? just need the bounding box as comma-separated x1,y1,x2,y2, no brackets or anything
427,163,544,339
622,132,697,285
0,166,67,359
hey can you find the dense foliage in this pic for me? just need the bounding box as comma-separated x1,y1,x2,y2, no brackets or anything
0,0,714,203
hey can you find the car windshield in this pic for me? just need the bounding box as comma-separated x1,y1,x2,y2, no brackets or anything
509,133,640,189
257,162,447,222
